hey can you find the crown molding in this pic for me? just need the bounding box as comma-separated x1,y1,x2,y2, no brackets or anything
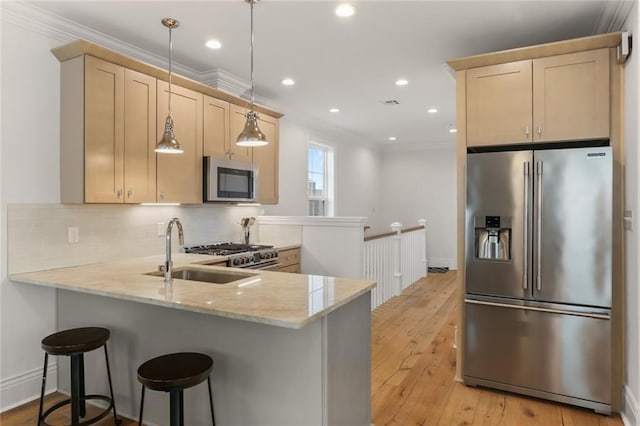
593,1,635,34
201,68,251,97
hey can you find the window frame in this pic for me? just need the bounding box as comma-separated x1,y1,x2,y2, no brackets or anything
307,141,335,217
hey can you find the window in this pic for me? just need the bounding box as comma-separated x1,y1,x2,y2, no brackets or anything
308,142,334,216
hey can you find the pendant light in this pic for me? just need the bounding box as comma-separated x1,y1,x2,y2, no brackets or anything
236,0,268,147
155,18,183,154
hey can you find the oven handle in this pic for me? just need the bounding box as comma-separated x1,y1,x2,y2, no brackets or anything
233,262,281,271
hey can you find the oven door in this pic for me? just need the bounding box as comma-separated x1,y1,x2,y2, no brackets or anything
204,157,256,202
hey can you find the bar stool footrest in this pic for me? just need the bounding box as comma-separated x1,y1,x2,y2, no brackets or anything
40,394,118,426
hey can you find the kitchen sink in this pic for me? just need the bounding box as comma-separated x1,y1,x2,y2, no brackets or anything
145,267,257,284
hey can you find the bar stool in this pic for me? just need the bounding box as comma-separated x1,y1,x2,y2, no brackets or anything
137,352,215,426
38,327,119,426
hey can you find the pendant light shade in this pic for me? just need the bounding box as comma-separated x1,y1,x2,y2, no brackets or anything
236,111,268,146
236,0,269,147
156,18,183,154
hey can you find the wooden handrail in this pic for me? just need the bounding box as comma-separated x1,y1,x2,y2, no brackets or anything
364,225,424,242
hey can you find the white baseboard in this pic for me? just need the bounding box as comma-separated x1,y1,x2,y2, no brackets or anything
428,257,457,270
0,363,57,412
622,385,639,426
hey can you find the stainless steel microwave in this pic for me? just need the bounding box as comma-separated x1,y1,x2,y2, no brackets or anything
204,157,256,202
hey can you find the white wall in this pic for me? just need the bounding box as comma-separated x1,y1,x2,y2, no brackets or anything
263,117,385,232
1,15,63,410
378,146,457,269
623,3,639,425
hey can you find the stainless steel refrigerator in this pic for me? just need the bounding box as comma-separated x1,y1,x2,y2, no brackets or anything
464,146,612,414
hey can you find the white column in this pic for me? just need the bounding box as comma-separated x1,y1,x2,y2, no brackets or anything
418,219,428,277
391,222,403,296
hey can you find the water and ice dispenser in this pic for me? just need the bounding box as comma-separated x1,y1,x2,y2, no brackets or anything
474,216,511,261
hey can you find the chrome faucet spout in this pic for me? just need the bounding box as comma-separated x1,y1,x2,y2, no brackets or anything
162,217,184,284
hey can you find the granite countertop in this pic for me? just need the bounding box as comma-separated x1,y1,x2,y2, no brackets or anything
9,253,375,329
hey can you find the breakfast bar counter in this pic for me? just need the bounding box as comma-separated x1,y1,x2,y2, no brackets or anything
11,255,375,425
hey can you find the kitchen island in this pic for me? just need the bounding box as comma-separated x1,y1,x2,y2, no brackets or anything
10,254,375,425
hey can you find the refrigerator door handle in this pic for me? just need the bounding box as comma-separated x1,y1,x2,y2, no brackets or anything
523,161,529,290
465,299,610,320
536,160,543,292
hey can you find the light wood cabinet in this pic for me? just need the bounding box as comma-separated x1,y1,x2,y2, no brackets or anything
63,55,156,203
466,49,609,147
203,95,230,159
156,81,203,203
277,247,300,273
252,114,279,205
532,49,609,142
466,60,532,146
123,68,157,202
84,56,124,202
55,40,282,205
229,104,279,204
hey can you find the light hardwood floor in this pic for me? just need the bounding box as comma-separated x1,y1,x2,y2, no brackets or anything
1,271,624,425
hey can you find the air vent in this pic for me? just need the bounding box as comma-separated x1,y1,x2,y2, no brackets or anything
383,100,400,105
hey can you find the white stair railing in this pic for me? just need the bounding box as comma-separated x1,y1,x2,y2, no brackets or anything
364,220,428,310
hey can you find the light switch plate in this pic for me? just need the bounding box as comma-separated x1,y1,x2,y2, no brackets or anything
157,222,165,237
67,226,80,243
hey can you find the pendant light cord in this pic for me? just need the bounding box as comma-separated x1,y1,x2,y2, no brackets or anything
250,0,255,112
168,25,173,118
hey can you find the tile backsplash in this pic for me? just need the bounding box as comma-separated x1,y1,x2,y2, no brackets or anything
7,204,261,274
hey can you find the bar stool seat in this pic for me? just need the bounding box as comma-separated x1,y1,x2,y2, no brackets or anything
38,327,119,426
137,352,215,426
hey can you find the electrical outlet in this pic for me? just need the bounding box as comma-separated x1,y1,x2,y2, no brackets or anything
157,222,165,237
67,226,80,244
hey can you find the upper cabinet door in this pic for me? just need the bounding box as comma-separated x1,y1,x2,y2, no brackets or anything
228,104,254,163
156,81,203,204
466,60,533,147
533,48,610,142
251,114,279,204
123,69,156,203
84,56,125,203
203,95,230,159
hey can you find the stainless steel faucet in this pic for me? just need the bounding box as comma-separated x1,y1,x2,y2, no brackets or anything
159,217,184,284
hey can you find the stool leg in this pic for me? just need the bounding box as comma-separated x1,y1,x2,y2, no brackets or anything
138,385,145,426
70,354,81,426
79,353,86,418
37,353,49,426
207,377,215,426
169,390,184,426
103,344,120,425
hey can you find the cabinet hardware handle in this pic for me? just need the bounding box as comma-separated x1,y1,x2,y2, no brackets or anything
536,161,543,292
525,126,530,137
117,189,122,198
159,192,164,200
127,189,132,198
523,161,529,290
537,126,542,136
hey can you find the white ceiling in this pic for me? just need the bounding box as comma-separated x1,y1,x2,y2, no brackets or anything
26,0,633,148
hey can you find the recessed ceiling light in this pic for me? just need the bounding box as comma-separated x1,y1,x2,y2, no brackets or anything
329,108,340,113
395,79,409,86
335,4,355,18
428,108,438,114
205,39,222,49
281,78,295,86
388,137,397,141
449,128,457,133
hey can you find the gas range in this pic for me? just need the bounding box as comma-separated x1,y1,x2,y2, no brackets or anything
184,242,279,270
